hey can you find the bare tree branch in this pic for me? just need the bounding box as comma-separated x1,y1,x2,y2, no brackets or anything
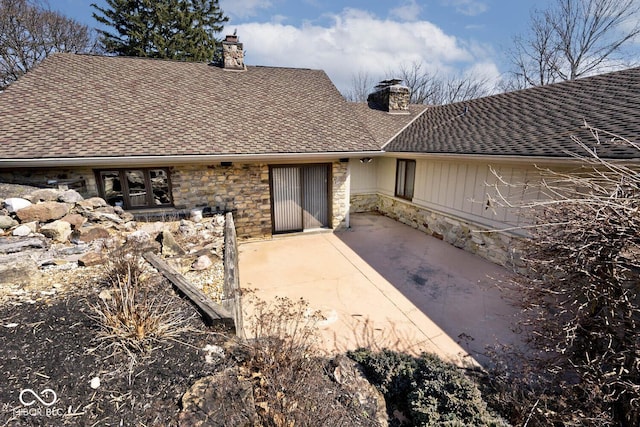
0,0,95,89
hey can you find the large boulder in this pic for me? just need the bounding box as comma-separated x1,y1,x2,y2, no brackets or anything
40,220,72,243
58,189,84,204
16,201,70,223
0,215,18,230
331,355,389,427
78,226,111,243
29,188,60,202
75,197,108,211
179,368,257,427
4,197,32,213
12,225,32,237
61,213,86,230
0,257,39,285
157,230,185,256
78,251,106,267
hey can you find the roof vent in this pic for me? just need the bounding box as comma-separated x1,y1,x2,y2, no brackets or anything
222,34,245,71
367,79,410,113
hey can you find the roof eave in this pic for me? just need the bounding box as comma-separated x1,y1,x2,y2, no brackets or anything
383,151,640,165
0,151,386,168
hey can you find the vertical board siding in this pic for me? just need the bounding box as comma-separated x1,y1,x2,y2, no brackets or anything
302,165,329,229
271,164,330,233
272,166,303,233
411,159,543,228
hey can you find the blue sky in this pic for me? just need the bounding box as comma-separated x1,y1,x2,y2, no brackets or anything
53,0,554,93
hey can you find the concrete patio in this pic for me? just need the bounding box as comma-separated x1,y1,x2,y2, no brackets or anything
238,212,524,368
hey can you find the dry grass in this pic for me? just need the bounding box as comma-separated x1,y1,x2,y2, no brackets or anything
91,245,195,359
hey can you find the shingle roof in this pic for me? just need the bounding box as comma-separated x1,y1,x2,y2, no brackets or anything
0,53,380,160
386,67,640,159
350,103,427,147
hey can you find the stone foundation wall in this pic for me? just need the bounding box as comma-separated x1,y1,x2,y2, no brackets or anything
0,168,98,197
351,193,522,269
172,164,272,239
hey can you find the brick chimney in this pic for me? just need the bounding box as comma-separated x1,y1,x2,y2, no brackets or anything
222,34,245,71
367,79,410,113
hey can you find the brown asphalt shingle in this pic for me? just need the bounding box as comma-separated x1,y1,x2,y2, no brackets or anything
350,103,427,147
387,67,640,159
0,53,380,160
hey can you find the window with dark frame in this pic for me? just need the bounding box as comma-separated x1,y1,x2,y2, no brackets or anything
96,168,173,209
395,159,416,200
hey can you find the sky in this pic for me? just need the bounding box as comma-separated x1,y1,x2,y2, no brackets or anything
52,0,556,95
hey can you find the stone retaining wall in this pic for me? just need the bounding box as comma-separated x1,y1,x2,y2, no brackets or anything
351,193,522,269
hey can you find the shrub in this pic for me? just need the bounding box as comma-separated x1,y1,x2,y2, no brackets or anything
236,296,372,426
348,348,506,427
92,245,193,356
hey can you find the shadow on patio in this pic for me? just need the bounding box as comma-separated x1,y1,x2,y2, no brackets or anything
238,212,526,368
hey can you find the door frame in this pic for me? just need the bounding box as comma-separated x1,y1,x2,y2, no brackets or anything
269,163,333,234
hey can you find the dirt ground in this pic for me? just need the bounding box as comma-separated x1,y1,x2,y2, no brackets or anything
0,268,230,426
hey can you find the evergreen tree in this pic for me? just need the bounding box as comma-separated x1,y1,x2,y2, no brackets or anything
91,0,228,61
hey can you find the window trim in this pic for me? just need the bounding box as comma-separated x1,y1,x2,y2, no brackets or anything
395,159,416,201
95,168,173,210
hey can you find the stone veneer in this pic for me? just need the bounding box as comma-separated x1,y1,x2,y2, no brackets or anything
331,161,349,231
173,161,349,238
351,193,523,270
172,163,272,238
2,161,350,240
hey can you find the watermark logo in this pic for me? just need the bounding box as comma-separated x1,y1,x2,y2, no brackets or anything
19,389,57,407
12,388,62,418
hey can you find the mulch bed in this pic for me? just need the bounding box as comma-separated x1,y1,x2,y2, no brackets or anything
0,277,229,426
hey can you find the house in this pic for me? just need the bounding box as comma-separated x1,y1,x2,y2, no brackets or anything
0,35,419,240
2,34,639,268
350,67,640,265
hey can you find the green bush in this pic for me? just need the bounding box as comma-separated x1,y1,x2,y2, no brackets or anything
348,348,505,427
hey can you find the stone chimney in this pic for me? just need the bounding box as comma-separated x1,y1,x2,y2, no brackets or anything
367,79,410,113
222,34,245,71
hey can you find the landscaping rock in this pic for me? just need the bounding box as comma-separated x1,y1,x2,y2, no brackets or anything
191,255,212,271
40,220,72,243
0,258,39,285
16,201,70,223
158,230,185,256
29,188,60,202
78,226,111,243
331,355,389,427
127,230,151,244
0,237,48,254
75,197,108,211
0,215,18,230
78,252,106,267
12,225,32,237
58,189,84,203
61,213,86,229
87,211,123,224
179,368,257,427
4,197,32,213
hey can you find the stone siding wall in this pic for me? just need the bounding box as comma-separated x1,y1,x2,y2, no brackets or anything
172,164,271,238
0,168,98,197
331,161,349,230
351,193,522,269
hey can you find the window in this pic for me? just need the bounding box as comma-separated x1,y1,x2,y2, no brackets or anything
395,159,416,200
96,168,172,209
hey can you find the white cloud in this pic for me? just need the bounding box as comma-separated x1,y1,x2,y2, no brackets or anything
443,0,488,17
220,0,273,19
389,0,423,22
235,8,494,94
